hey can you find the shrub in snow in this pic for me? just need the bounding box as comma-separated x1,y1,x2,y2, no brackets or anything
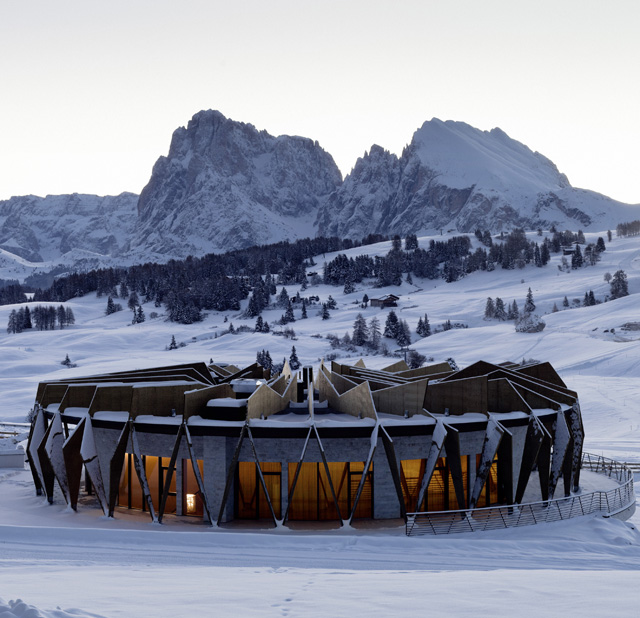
515,314,546,333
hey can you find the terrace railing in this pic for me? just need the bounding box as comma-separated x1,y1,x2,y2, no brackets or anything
406,452,635,536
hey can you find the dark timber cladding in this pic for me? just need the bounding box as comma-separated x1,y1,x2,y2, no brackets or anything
27,358,585,526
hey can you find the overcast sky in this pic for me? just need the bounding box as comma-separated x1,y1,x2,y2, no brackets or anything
1,0,638,203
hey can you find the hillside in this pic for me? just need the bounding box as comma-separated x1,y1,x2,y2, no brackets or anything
1,229,639,463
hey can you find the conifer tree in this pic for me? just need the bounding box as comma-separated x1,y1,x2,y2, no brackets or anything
106,296,117,315
255,316,264,332
289,346,301,371
524,288,536,314
352,313,369,346
321,303,330,320
484,297,495,319
369,316,381,350
301,298,308,319
494,297,507,321
610,270,629,299
383,310,400,339
169,335,178,350
563,295,570,308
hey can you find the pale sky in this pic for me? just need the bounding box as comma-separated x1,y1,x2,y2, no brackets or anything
1,0,638,203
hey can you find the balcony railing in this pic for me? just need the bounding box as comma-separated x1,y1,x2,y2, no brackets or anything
406,453,635,536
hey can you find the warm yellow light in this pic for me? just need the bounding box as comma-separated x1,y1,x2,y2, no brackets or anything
186,493,196,514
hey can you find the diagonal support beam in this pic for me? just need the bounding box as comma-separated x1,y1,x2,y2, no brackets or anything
469,418,504,509
515,415,549,503
415,420,447,513
108,420,131,517
158,422,185,524
246,425,278,528
217,424,248,526
62,416,86,511
379,426,406,521
549,409,571,499
129,421,157,522
348,425,378,526
36,420,56,503
283,427,313,524
80,416,108,515
184,422,214,526
443,424,467,511
313,425,344,525
568,402,585,492
44,412,70,506
26,408,45,496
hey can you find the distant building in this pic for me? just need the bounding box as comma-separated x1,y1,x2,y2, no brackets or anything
370,294,399,308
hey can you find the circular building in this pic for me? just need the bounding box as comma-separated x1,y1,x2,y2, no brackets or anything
27,358,597,528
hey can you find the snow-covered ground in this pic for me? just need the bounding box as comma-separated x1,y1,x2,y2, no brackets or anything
0,231,639,616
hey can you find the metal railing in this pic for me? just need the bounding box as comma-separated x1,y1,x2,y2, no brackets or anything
406,453,635,536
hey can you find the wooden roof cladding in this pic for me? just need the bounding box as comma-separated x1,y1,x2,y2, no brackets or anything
330,359,575,417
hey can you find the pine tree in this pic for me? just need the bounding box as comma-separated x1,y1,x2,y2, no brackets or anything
169,335,178,350
571,245,583,269
552,302,559,312
262,320,270,333
494,297,507,321
352,313,369,346
596,237,606,253
610,270,629,299
61,354,72,367
416,317,425,337
106,296,117,315
369,316,381,350
524,288,536,314
321,303,330,320
507,300,519,321
396,320,411,347
136,305,145,323
588,290,596,305
484,297,495,319
383,310,400,339
301,298,308,319
284,300,295,323
289,346,301,371
255,316,264,332
326,295,337,310
23,306,32,329
362,294,369,308
422,313,431,337
563,295,570,308
277,287,289,308
6,309,18,334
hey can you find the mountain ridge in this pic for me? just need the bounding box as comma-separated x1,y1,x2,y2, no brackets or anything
1,111,638,272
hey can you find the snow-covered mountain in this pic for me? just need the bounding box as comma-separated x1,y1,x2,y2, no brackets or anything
316,119,639,238
0,193,138,263
125,110,342,260
3,113,639,275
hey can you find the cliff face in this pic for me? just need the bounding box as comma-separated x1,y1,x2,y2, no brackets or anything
316,119,638,239
126,110,342,260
